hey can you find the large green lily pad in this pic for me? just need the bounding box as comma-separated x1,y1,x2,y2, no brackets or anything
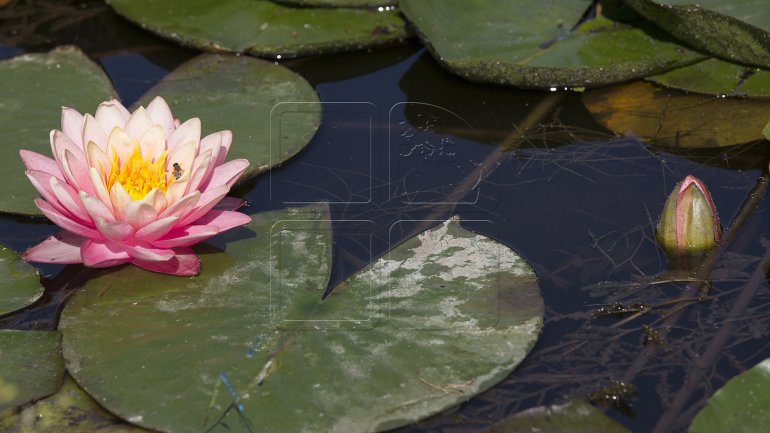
0,330,63,412
60,204,543,433
649,58,770,97
399,0,703,88
481,400,630,433
0,244,43,315
622,0,770,69
106,0,408,58
689,357,770,433
582,81,770,148
135,53,321,182
0,376,149,433
0,46,116,216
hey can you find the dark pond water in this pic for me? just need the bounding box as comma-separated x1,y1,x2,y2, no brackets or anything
2,1,770,432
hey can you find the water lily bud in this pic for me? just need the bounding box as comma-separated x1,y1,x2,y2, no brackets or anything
656,175,721,261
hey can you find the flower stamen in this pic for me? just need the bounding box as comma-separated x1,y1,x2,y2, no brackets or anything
106,142,171,200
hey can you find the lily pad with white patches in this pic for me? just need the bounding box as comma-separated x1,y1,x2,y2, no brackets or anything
480,400,631,433
0,244,43,315
59,204,543,433
0,330,64,412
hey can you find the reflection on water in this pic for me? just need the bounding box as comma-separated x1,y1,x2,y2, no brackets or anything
1,2,770,433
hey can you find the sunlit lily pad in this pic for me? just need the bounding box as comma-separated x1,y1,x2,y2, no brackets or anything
0,244,43,315
0,375,149,433
0,330,63,412
689,357,770,433
60,204,543,433
106,0,408,58
480,400,630,433
273,0,396,7
649,58,770,97
135,53,321,182
0,46,116,216
399,0,703,88
622,0,770,69
582,81,770,148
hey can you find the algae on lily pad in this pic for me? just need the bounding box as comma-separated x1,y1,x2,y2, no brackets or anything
0,330,63,412
399,0,703,88
0,376,149,433
622,0,770,69
481,400,630,433
135,53,321,182
59,204,543,433
582,81,770,148
689,357,770,433
0,46,116,216
649,58,770,98
273,0,397,7
106,0,408,58
0,244,43,315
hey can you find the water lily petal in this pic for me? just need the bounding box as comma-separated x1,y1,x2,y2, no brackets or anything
86,141,110,177
199,132,223,169
61,107,85,147
35,198,100,239
167,118,200,152
83,114,108,153
158,191,200,220
79,191,115,223
50,177,90,223
123,106,153,141
81,239,131,267
22,230,84,264
193,210,251,232
94,217,135,241
109,183,131,217
25,170,74,219
87,167,113,213
142,188,167,215
152,225,219,248
51,130,85,170
62,150,96,196
184,149,213,195
95,99,130,134
124,243,175,262
131,247,199,276
214,130,232,167
139,125,165,162
121,201,157,229
107,127,134,165
201,159,249,191
20,150,62,178
179,185,229,226
135,216,179,242
146,96,175,138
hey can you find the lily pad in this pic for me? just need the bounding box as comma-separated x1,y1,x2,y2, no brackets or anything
59,204,543,433
106,0,408,58
649,58,770,97
481,400,630,433
273,0,397,7
689,357,770,433
0,46,116,216
399,0,703,88
0,375,149,433
135,53,321,182
0,244,43,315
0,330,63,412
621,0,770,69
582,81,770,147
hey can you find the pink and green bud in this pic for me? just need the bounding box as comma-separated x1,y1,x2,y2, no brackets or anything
656,175,721,260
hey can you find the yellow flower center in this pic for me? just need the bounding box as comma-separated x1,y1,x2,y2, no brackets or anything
106,144,171,200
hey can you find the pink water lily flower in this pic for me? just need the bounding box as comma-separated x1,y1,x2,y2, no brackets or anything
20,97,251,276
